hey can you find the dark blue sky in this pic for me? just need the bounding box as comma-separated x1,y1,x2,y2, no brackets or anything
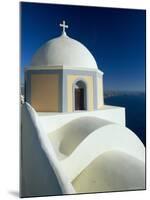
21,2,146,92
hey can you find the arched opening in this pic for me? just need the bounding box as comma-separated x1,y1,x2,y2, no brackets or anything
74,80,87,111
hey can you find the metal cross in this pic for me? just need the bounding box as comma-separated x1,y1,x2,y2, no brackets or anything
59,20,68,34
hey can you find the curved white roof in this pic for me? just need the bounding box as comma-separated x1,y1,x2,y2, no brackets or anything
31,33,98,69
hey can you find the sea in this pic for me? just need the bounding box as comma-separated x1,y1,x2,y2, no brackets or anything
104,92,146,146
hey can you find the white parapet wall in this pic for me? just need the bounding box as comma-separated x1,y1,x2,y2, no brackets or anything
61,124,145,182
21,103,145,196
38,105,126,134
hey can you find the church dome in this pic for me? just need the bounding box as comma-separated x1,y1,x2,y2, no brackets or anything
31,25,98,69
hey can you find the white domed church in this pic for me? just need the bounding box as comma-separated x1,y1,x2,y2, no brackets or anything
25,20,103,112
21,21,145,197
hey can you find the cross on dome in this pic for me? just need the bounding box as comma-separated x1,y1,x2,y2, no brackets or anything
59,20,68,36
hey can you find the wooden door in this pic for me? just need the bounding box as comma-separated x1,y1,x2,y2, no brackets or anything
75,88,84,110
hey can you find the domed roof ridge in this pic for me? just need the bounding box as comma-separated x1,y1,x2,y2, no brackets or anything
31,21,99,70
